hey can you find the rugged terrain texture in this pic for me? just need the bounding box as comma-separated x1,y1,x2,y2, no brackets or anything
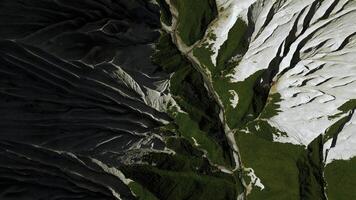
0,0,355,199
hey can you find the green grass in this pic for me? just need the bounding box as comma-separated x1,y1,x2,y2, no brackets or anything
126,29,246,199
324,112,353,142
129,182,160,200
259,92,282,119
121,147,238,200
322,105,356,200
296,135,327,200
171,0,217,46
168,109,229,166
213,71,265,129
215,19,248,73
192,41,216,75
236,131,304,200
124,166,237,200
244,119,282,141
191,18,265,130
157,0,172,26
192,18,248,76
153,32,234,166
194,48,267,130
142,4,356,200
329,99,356,119
325,157,356,200
338,99,356,112
152,33,187,73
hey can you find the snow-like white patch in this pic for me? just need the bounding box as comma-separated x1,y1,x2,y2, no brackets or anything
90,158,135,200
216,165,234,174
91,158,133,185
267,119,302,145
255,124,260,131
206,0,257,66
278,5,356,75
245,167,265,192
191,137,200,146
112,65,145,99
259,2,356,147
237,193,245,200
325,112,356,164
229,90,239,108
143,80,189,119
219,110,241,169
268,60,356,145
166,0,356,177
228,0,316,83
310,0,338,24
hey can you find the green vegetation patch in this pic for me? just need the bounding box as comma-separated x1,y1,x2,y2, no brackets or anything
236,131,304,200
171,0,217,46
122,164,237,200
338,99,356,112
259,92,282,119
297,135,327,200
153,32,234,166
122,139,238,200
243,119,284,141
236,119,339,199
193,42,268,130
329,99,356,119
168,108,229,166
215,18,248,73
192,18,248,76
324,112,353,143
192,19,268,129
129,182,160,200
157,0,172,26
325,157,356,200
192,39,216,75
323,107,356,200
152,33,187,73
213,70,266,129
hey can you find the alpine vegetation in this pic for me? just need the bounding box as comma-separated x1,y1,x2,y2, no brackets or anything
0,0,355,200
